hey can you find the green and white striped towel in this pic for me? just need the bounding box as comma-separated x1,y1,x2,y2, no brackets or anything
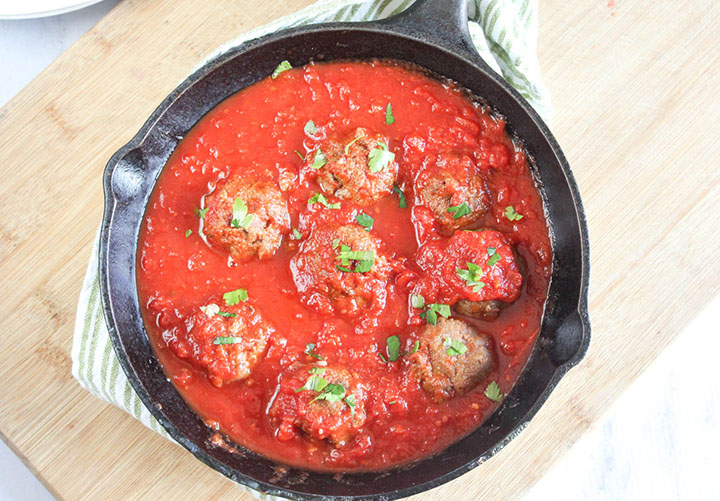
72,0,551,495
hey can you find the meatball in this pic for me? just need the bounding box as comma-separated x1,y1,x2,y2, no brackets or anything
409,318,494,403
268,365,367,446
180,302,274,387
290,224,391,316
303,127,397,204
414,152,490,234
454,299,503,320
204,177,290,260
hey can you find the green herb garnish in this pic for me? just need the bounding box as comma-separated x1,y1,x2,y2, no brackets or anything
292,228,303,240
295,150,305,161
336,244,375,273
409,340,420,355
487,247,501,267
271,60,292,79
196,207,209,219
411,294,425,309
185,229,192,238
217,311,237,318
304,120,317,135
444,337,467,356
311,148,326,169
485,381,503,402
295,373,328,393
386,335,400,362
504,205,524,221
230,198,254,230
344,394,356,414
311,383,346,403
447,202,471,219
368,140,395,173
392,186,407,208
223,288,248,306
344,133,364,154
355,213,374,231
385,103,395,125
456,262,486,293
309,367,326,375
420,303,451,325
304,343,322,360
332,238,340,249
213,336,242,345
308,192,340,209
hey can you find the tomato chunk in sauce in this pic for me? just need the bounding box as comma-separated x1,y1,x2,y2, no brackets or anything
137,59,552,472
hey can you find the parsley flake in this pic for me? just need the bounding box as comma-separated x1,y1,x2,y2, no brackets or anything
378,353,388,363
185,229,192,238
487,247,501,267
420,303,451,325
344,133,364,154
309,192,340,209
386,335,400,362
271,60,292,79
411,294,425,309
292,228,303,240
504,205,524,221
230,198,254,230
304,343,322,360
195,207,209,219
485,381,503,402
310,383,346,404
309,367,326,376
336,245,375,273
368,140,395,173
295,374,328,393
392,186,407,208
223,288,248,306
311,148,326,169
456,262,486,293
385,103,395,125
344,394,357,414
444,337,468,356
304,120,317,136
213,336,242,345
295,149,305,161
217,311,237,318
447,202,471,219
332,238,340,249
355,213,374,231
409,340,420,355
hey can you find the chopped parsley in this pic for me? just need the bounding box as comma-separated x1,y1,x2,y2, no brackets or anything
291,228,303,240
368,140,395,173
504,205,524,221
295,150,305,161
308,192,340,209
411,293,425,309
185,229,192,238
385,103,395,125
392,186,407,208
485,381,503,402
447,202,471,219
309,367,326,375
311,383,346,403
332,238,340,249
336,244,375,273
444,337,467,356
195,207,209,219
355,213,374,231
386,335,400,362
378,353,388,363
271,60,292,79
223,288,248,306
344,133,364,154
230,198,254,230
216,311,237,318
409,340,420,355
420,303,451,325
304,120,317,135
344,394,357,414
304,343,322,360
487,247,501,267
213,336,242,345
311,148,326,169
295,373,328,393
456,262,486,293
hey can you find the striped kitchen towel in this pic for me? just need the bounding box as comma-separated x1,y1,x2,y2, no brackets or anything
72,0,551,496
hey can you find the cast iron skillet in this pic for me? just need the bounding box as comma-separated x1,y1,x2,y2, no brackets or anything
100,0,591,498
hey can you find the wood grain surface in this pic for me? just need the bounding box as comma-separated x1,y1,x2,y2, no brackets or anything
1,0,718,499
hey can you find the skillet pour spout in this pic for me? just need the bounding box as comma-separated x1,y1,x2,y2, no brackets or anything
100,0,591,498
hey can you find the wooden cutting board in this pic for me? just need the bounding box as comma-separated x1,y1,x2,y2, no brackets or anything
1,0,718,499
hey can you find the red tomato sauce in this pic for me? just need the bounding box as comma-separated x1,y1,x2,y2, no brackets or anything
137,60,552,471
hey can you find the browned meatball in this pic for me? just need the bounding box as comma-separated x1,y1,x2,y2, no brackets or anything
180,302,274,388
409,318,494,403
454,299,503,320
204,177,290,259
268,365,367,446
415,152,490,234
290,224,391,316
304,127,397,205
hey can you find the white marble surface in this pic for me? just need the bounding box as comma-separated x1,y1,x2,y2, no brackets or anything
1,3,718,499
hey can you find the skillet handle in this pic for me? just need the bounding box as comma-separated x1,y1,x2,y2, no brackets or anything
378,0,488,69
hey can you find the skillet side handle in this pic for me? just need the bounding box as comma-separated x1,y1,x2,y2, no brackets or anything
378,0,488,68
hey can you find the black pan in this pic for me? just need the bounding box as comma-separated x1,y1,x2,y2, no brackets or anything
100,0,591,498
